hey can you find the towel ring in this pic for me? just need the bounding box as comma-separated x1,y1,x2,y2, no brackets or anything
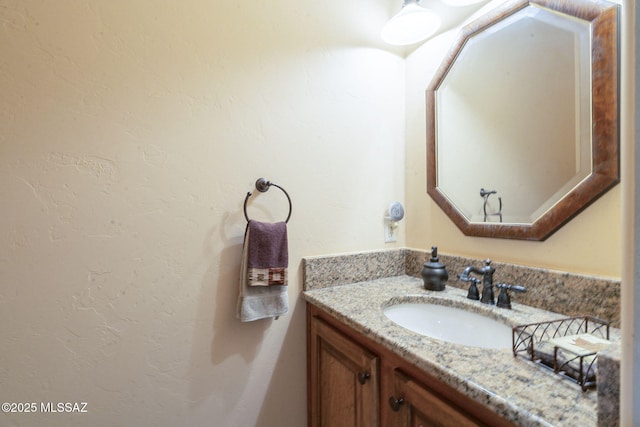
243,178,292,223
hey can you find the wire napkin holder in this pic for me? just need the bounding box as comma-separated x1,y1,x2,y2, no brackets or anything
512,316,610,391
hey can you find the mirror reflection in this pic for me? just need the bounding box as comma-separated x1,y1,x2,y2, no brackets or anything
427,0,619,240
437,6,591,224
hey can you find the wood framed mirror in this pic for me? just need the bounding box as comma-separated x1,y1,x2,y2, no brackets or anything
426,0,620,241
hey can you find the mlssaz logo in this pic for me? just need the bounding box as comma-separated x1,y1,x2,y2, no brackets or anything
40,402,88,413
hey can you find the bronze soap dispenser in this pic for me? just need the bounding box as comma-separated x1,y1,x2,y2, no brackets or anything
421,246,448,291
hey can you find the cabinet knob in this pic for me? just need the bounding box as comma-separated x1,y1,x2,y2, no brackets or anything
357,371,370,384
388,396,405,412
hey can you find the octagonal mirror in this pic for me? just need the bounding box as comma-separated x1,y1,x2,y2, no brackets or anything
426,0,619,241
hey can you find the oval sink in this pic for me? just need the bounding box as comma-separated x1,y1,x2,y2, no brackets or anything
383,303,512,349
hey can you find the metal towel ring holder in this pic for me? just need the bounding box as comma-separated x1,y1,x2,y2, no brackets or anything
243,178,292,223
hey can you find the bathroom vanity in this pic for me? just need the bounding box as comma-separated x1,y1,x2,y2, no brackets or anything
307,296,517,426
303,251,621,427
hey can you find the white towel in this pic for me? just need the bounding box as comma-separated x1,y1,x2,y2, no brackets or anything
236,223,288,322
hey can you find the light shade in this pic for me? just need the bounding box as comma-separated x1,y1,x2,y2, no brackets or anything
381,0,442,46
441,0,485,6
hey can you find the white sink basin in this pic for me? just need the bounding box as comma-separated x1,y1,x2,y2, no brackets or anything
383,303,512,349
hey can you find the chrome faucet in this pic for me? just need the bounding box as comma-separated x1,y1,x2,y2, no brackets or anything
457,259,495,305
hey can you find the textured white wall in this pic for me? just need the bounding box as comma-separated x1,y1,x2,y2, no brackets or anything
0,1,405,426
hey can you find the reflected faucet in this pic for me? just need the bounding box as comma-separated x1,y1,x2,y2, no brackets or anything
457,259,495,305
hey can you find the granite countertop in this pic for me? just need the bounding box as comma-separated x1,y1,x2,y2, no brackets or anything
303,275,621,427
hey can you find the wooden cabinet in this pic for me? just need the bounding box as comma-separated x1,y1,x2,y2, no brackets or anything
308,311,379,427
388,370,481,427
307,303,515,427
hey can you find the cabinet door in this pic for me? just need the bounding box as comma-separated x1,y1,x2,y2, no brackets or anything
388,370,482,427
309,315,379,427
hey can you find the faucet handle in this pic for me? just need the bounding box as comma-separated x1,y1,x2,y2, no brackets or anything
497,284,526,293
457,274,481,300
457,274,481,284
495,284,526,309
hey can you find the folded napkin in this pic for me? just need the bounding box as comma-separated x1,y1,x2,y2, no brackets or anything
236,220,289,322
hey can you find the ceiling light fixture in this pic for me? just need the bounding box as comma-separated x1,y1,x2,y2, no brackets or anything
381,0,442,46
441,0,485,6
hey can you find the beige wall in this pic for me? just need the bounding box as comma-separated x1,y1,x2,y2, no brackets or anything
0,1,627,426
405,2,623,279
0,1,406,426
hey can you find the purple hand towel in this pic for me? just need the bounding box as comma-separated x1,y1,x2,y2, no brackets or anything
236,220,289,322
246,220,288,286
